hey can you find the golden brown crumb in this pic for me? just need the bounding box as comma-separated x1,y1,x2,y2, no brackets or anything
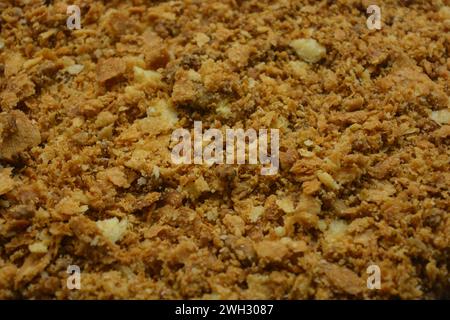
0,0,448,300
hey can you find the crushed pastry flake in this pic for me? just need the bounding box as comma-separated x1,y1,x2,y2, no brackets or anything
289,38,326,63
194,33,210,47
133,66,162,86
96,217,128,244
0,168,15,195
65,64,84,75
147,99,179,127
316,170,340,190
274,226,286,237
152,165,160,179
105,167,130,188
216,101,232,118
28,242,48,254
223,214,245,236
0,111,41,159
254,240,289,261
95,111,117,128
194,176,210,194
276,197,295,214
96,57,126,83
430,109,450,125
249,205,265,222
326,220,348,238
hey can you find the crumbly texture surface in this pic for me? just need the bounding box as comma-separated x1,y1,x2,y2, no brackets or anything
0,0,449,299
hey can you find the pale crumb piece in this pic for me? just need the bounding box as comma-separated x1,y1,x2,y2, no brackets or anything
430,109,450,125
216,101,232,118
227,43,252,67
360,181,396,203
254,240,289,261
105,167,130,188
35,208,50,220
248,78,256,88
96,217,128,243
223,214,245,236
249,206,265,222
289,61,309,78
317,220,327,232
146,99,179,127
72,117,84,127
4,52,24,77
299,149,314,158
317,170,339,190
125,149,151,171
194,176,210,193
95,111,117,128
124,85,144,102
285,211,319,232
274,226,285,237
304,139,314,147
133,66,162,86
290,38,326,63
326,220,348,238
276,197,295,213
205,208,219,221
137,177,147,186
39,28,57,40
187,69,202,82
280,237,307,253
0,168,15,195
194,33,210,47
147,7,176,20
296,194,321,215
28,242,48,254
152,166,160,179
23,57,42,70
66,64,84,75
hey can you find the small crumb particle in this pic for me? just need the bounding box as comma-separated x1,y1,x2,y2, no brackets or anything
95,111,117,128
317,170,339,190
276,197,295,213
66,64,84,75
28,242,48,253
133,66,162,86
249,206,265,222
290,38,326,63
96,217,128,243
274,226,285,237
194,33,210,47
152,165,160,179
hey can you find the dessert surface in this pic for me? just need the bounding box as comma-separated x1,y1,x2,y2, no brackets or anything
0,0,449,299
